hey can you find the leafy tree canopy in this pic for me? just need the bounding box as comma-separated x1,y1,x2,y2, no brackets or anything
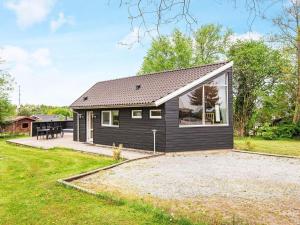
0,72,15,125
17,104,72,118
228,40,292,136
138,24,232,74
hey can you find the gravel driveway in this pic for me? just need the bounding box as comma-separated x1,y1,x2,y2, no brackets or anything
74,151,300,225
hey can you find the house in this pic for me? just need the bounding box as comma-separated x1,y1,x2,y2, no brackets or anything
70,61,233,152
3,116,36,135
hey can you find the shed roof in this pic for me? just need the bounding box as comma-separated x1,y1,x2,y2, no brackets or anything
32,114,72,122
70,61,232,109
7,116,36,123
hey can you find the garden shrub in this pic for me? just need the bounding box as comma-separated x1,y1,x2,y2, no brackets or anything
112,143,123,161
258,124,278,140
276,124,297,138
258,123,299,140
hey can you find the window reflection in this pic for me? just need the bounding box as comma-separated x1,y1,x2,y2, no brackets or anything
179,73,228,126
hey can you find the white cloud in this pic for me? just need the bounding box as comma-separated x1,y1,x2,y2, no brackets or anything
5,0,56,28
31,48,51,66
0,45,52,67
117,27,141,49
0,46,52,96
50,12,74,32
230,31,263,42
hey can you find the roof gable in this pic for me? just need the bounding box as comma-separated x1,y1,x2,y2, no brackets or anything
70,61,232,109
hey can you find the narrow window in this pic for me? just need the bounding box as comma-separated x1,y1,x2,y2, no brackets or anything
111,110,119,126
132,110,142,119
150,109,162,119
22,122,29,128
101,111,110,126
101,110,119,127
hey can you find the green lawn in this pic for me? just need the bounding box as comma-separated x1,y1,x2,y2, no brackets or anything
234,137,300,157
0,139,197,225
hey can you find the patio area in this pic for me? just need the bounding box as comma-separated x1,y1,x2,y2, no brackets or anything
7,133,152,160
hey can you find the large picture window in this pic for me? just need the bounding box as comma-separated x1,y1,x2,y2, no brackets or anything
101,110,119,127
179,73,228,127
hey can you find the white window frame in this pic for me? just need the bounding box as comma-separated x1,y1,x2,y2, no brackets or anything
132,110,142,119
179,73,229,128
150,109,162,119
101,110,119,127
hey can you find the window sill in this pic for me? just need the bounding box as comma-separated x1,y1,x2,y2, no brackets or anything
150,117,162,119
101,124,119,128
179,124,229,128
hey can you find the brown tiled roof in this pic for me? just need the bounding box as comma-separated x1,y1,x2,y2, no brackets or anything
70,62,229,108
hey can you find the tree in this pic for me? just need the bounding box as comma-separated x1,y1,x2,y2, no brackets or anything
139,25,230,74
139,29,192,74
194,24,232,64
254,47,296,125
48,107,72,120
271,0,300,123
0,72,15,126
189,86,219,108
228,40,288,136
17,104,72,118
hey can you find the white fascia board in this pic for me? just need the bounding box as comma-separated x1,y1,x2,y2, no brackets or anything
154,61,233,106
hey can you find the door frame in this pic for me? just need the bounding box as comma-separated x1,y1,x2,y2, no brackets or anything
86,111,94,143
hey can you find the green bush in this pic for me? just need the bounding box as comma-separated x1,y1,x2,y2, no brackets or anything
276,124,297,138
258,123,299,140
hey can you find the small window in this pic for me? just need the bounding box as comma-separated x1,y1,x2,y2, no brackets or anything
102,111,110,126
112,110,119,126
101,110,119,127
132,110,142,119
150,109,162,119
22,122,29,128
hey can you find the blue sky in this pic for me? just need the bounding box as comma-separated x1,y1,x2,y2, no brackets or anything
0,0,280,106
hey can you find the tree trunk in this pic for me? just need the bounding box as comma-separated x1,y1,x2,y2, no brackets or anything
236,119,246,137
293,27,300,123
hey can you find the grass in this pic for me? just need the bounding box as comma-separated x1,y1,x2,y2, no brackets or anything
0,139,199,225
234,137,300,157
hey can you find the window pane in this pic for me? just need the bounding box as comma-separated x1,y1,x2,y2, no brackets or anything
206,73,227,86
179,73,228,126
132,110,142,118
204,85,227,125
179,86,204,125
102,111,110,125
112,110,119,126
22,123,29,128
151,110,161,117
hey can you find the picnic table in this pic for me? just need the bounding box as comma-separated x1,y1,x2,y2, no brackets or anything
36,126,64,140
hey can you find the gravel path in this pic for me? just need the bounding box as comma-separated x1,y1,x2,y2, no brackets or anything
75,151,300,224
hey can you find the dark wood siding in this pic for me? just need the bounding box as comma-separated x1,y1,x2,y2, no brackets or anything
164,69,233,151
73,110,86,142
75,107,166,151
73,112,77,141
